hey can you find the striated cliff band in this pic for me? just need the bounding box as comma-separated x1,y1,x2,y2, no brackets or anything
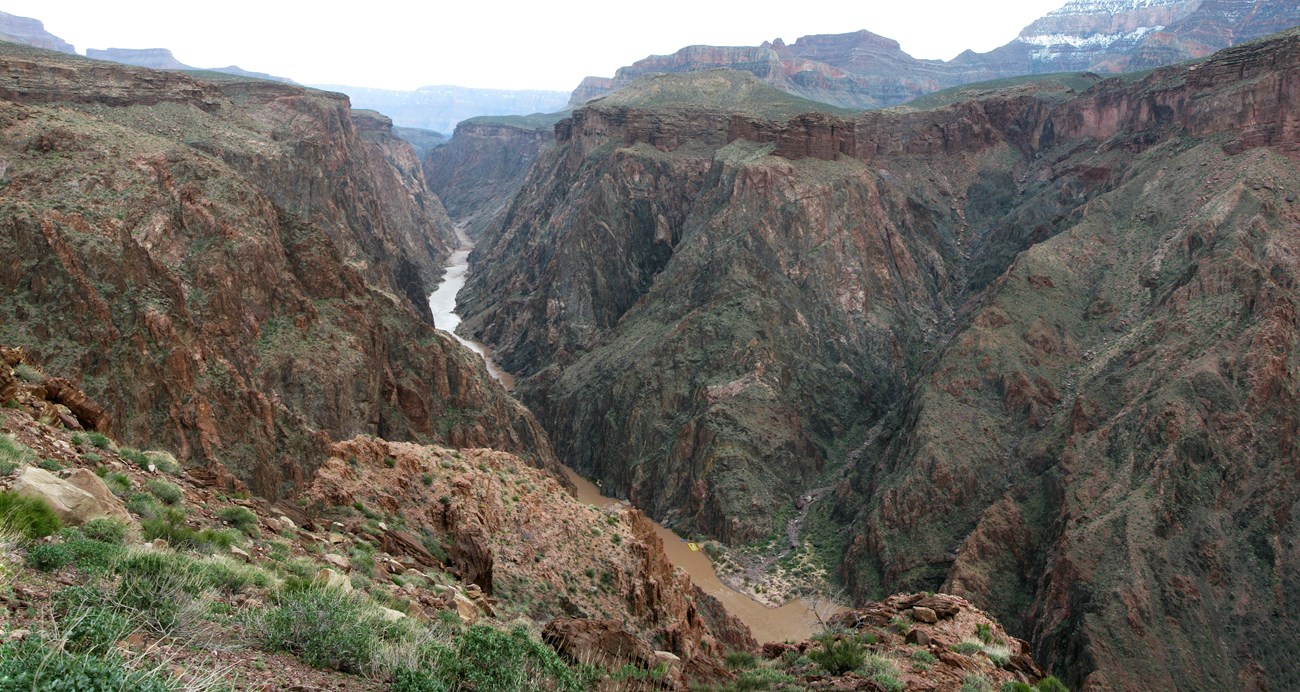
571,0,1300,110
457,29,1300,689
0,41,557,497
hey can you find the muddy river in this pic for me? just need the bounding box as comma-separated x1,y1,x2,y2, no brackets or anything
428,231,837,643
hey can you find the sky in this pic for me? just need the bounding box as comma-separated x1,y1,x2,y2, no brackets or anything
9,1,1068,92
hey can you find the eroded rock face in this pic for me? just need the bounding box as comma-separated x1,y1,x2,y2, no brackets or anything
424,118,557,239
0,12,74,54
0,43,552,496
460,30,1300,689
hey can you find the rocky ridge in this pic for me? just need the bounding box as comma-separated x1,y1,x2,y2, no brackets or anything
0,41,554,498
84,47,296,84
570,0,1300,110
458,29,1300,689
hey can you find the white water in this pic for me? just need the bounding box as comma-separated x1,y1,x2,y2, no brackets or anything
427,229,514,390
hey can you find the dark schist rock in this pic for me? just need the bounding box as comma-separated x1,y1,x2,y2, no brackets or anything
461,29,1300,690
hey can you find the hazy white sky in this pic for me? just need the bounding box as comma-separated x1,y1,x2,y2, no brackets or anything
10,1,1067,91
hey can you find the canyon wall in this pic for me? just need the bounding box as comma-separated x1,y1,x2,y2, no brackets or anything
0,42,558,497
461,30,1300,688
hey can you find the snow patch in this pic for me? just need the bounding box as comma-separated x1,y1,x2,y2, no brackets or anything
1023,25,1163,60
1046,0,1186,16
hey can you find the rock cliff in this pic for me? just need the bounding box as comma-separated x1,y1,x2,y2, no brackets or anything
0,11,74,54
424,115,562,239
459,29,1300,689
0,42,556,498
312,83,570,136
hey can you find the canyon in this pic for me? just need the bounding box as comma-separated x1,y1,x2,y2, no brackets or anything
455,29,1300,690
2,4,1299,690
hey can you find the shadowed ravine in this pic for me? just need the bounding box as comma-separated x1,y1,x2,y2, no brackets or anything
427,233,841,643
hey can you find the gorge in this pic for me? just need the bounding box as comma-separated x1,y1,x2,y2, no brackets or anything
0,3,1298,690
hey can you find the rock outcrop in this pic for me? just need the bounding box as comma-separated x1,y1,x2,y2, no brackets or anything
10,466,131,526
458,29,1300,689
0,43,553,497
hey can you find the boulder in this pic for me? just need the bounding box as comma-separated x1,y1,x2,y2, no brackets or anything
316,568,353,593
542,618,658,671
911,606,939,624
376,606,407,622
11,466,130,526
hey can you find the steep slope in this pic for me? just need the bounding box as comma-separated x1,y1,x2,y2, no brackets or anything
0,42,555,498
838,30,1300,691
457,69,1090,543
460,29,1300,688
424,114,563,239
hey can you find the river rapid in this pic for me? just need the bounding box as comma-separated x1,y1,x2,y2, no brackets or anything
427,230,837,643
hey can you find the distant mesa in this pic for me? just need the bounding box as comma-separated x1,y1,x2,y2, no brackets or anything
85,46,296,83
572,0,1300,109
0,10,74,53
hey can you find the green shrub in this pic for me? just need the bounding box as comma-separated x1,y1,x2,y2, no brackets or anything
391,668,451,691
261,587,383,673
976,622,994,644
0,434,37,469
52,586,134,655
26,542,74,571
71,433,86,446
0,637,177,691
85,432,112,449
0,491,61,539
141,508,236,553
724,650,757,670
1003,682,1035,692
81,452,101,463
807,634,865,676
732,666,798,691
37,458,62,472
104,472,132,497
81,518,129,545
951,640,984,655
67,537,126,574
196,556,272,593
426,624,583,691
144,450,181,474
873,673,904,692
114,550,204,633
216,505,258,535
144,478,183,505
13,363,43,384
125,492,161,519
118,447,151,470
962,675,993,692
912,648,938,663
1036,676,1069,692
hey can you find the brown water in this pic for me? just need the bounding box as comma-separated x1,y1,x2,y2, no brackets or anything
430,231,835,642
564,468,841,643
426,229,515,390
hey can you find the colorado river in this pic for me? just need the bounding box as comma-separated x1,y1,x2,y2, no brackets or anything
427,228,514,390
427,231,838,643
